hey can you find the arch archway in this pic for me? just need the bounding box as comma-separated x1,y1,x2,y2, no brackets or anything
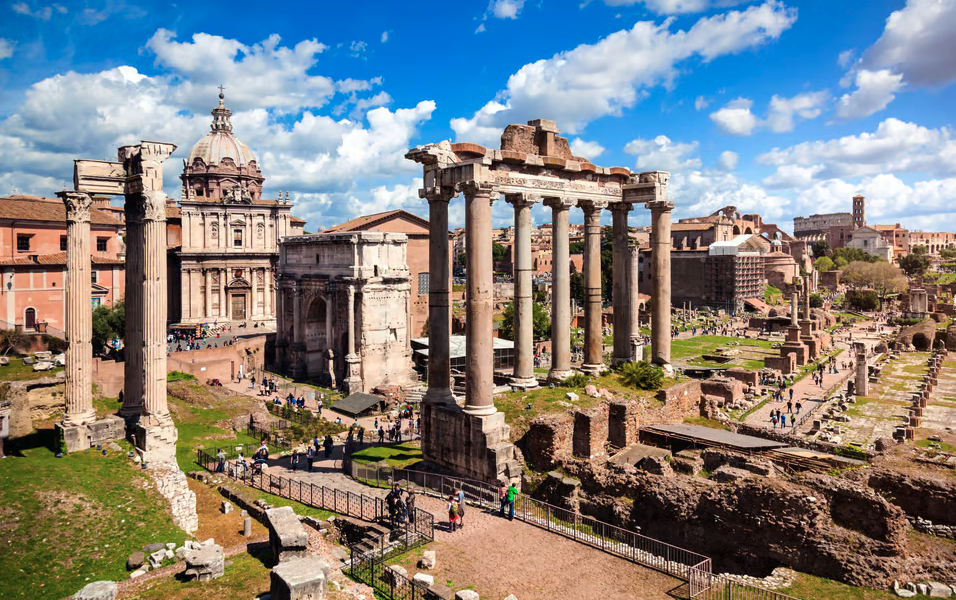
732,225,741,236
24,307,36,330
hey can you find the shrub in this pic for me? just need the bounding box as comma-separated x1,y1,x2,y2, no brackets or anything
894,317,927,327
43,335,68,354
618,361,664,391
166,370,197,382
560,373,590,388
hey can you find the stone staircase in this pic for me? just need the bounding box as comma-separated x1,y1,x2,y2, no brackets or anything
336,516,425,563
405,384,426,404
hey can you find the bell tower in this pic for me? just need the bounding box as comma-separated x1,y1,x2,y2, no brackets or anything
852,194,865,229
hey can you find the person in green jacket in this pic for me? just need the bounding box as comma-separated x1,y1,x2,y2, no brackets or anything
506,483,518,521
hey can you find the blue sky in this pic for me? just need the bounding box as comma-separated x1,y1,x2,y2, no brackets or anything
1,0,955,233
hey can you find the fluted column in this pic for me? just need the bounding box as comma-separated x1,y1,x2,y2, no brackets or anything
649,200,674,367
580,200,607,374
250,268,258,319
546,197,574,381
141,191,171,424
121,198,144,419
628,245,642,361
58,191,95,426
345,282,362,392
204,270,213,318
423,187,456,405
610,202,632,366
791,291,799,327
462,181,498,416
509,193,537,388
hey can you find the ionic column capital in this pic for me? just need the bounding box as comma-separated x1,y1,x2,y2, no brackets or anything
648,200,675,214
57,191,94,223
543,196,575,211
457,180,500,202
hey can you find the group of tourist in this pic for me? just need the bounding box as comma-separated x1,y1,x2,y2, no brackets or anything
386,485,417,527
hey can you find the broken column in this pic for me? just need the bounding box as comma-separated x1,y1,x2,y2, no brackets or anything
649,200,674,367
855,341,868,397
509,193,538,389
547,197,574,381
270,556,329,600
580,200,607,374
183,543,225,582
266,506,309,563
611,202,632,366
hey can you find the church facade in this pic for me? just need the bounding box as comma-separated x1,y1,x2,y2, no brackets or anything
168,93,305,326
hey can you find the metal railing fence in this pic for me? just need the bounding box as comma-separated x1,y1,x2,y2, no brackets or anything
349,554,430,600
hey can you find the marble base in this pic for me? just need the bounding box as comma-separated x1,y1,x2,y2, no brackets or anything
57,415,125,453
422,403,521,485
134,419,178,464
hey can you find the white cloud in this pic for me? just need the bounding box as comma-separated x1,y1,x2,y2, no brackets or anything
838,49,855,68
569,138,606,159
709,97,759,136
11,1,56,20
694,95,710,110
716,150,738,171
0,31,436,230
381,31,389,43
625,135,702,171
0,38,14,60
349,40,368,59
757,118,956,187
600,0,753,15
669,169,790,222
490,0,525,19
835,68,904,120
766,90,828,132
452,1,796,144
860,0,956,87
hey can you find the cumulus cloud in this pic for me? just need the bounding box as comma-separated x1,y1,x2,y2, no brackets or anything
716,150,738,171
694,95,710,111
453,1,796,144
600,0,754,15
11,2,65,20
860,0,956,87
709,97,759,135
625,135,702,171
0,31,436,229
766,90,828,132
669,169,790,222
757,118,956,187
490,0,525,19
838,49,855,68
569,138,606,160
835,69,904,120
0,38,14,60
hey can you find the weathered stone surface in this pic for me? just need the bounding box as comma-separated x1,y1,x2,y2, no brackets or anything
148,463,198,533
266,506,309,563
421,404,521,485
243,516,253,537
183,543,224,582
383,564,408,586
414,573,435,586
270,556,329,600
420,550,437,570
73,580,117,600
221,501,233,514
148,549,167,568
712,465,753,483
127,551,145,571
565,392,579,402
454,590,480,600
928,582,953,598
144,542,164,554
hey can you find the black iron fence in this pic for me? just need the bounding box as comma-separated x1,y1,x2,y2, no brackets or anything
196,447,434,560
349,554,430,600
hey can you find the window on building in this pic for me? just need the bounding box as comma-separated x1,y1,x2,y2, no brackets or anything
16,234,31,252
91,270,98,284
418,272,430,296
233,229,243,247
60,236,67,251
96,238,108,252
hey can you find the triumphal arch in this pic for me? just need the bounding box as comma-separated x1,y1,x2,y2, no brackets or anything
406,119,672,484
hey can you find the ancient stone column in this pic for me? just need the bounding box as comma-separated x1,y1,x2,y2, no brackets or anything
610,202,632,366
580,200,607,374
140,190,172,424
120,193,145,419
791,291,799,327
855,341,868,397
58,191,96,427
509,193,537,388
423,187,455,405
290,280,305,379
628,244,642,362
462,182,498,416
345,283,362,393
649,200,674,367
546,197,574,381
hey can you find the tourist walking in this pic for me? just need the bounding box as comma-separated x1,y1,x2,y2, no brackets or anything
323,435,334,458
406,490,416,524
290,447,299,473
447,496,460,532
306,446,315,472
456,488,466,529
216,449,226,473
506,483,518,521
499,484,508,517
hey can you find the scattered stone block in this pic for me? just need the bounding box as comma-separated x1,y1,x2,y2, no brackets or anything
183,543,225,582
148,549,167,568
165,542,176,551
414,573,435,586
200,538,215,546
420,550,437,570
565,392,579,402
504,595,519,600
270,556,329,600
143,542,164,554
244,517,253,537
584,384,600,398
73,580,118,600
129,569,147,579
713,466,753,484
383,564,408,586
426,584,453,600
127,551,145,571
454,591,479,600
928,582,953,598
919,584,930,596
221,501,234,514
266,506,309,563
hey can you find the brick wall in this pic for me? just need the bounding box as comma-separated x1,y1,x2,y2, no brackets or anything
573,405,609,459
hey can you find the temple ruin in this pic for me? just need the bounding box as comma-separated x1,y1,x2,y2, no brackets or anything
406,119,673,484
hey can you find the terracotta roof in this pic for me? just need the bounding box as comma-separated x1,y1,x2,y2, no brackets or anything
290,216,306,224
672,223,715,231
0,196,124,226
323,209,429,233
0,252,125,266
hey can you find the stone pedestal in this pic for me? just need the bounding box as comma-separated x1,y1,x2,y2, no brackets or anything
183,543,225,582
422,403,521,485
271,557,329,600
57,415,125,453
266,506,309,563
344,354,362,395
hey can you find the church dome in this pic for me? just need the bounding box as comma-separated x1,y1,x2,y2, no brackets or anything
188,93,258,167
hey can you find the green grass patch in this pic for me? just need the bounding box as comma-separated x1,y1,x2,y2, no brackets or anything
0,359,64,381
0,428,185,600
683,416,730,431
916,439,956,454
784,572,908,600
350,442,423,468
167,370,198,382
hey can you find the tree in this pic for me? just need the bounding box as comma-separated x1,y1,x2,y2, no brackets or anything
899,246,931,278
834,256,848,269
492,243,507,264
568,241,585,255
840,261,907,309
570,272,585,306
940,247,956,260
833,247,882,264
499,302,551,341
809,293,823,308
810,240,830,259
0,329,26,357
814,256,835,272
91,301,126,352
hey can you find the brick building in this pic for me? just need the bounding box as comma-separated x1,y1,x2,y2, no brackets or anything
0,195,125,333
